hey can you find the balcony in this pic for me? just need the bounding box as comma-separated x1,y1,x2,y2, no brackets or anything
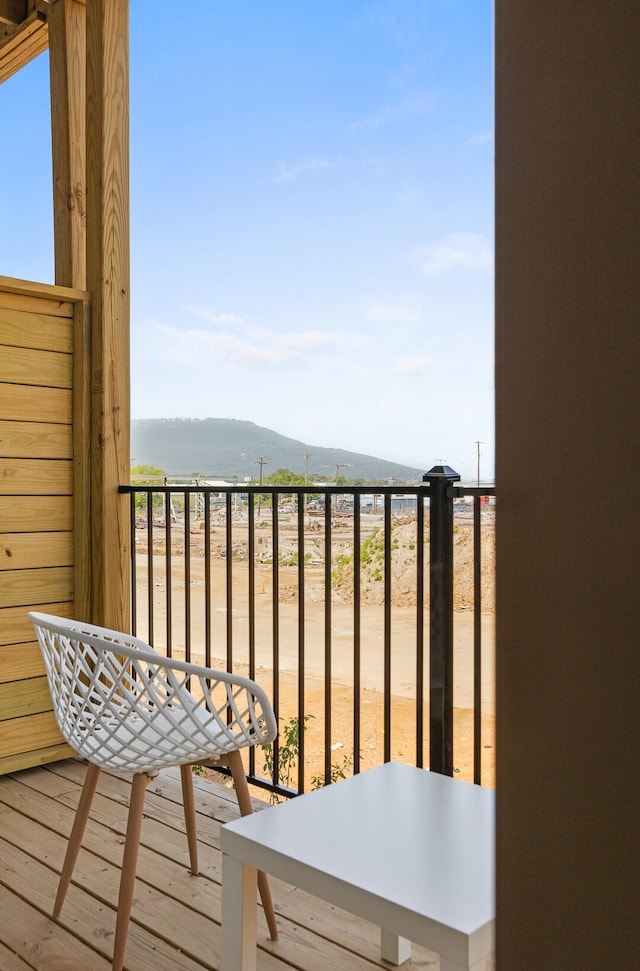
0,471,495,970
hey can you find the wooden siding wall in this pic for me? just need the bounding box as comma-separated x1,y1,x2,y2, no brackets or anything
0,279,89,773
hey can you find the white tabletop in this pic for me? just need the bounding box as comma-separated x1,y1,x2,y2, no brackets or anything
223,761,495,944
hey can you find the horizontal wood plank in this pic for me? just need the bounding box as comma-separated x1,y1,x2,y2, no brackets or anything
0,710,64,760
0,496,73,532
0,676,51,720
0,459,73,495
0,603,72,646
0,641,43,683
0,742,72,775
0,383,72,423
0,532,73,571
0,307,73,353
0,420,73,459
0,345,73,389
0,276,88,305
0,566,73,608
0,279,83,315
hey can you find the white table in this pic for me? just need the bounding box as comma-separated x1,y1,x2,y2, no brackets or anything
221,761,495,971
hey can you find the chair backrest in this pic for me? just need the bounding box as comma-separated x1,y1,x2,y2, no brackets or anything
29,611,277,775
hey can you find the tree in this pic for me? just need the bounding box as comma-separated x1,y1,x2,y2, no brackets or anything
130,464,165,516
262,468,307,486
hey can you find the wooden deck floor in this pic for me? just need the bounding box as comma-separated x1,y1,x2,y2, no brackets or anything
0,759,440,970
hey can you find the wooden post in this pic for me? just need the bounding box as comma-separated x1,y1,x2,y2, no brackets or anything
48,0,86,291
85,0,130,629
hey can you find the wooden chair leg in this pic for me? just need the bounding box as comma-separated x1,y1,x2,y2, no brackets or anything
54,762,101,917
112,773,150,971
226,750,279,941
180,763,199,874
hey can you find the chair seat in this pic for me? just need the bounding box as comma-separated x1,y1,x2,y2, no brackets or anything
70,705,240,774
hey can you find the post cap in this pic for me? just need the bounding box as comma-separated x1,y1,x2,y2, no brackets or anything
422,464,461,483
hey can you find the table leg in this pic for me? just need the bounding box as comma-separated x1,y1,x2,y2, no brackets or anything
221,852,258,971
381,927,411,964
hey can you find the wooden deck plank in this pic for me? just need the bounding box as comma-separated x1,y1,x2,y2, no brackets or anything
0,884,113,971
0,939,34,971
0,762,439,971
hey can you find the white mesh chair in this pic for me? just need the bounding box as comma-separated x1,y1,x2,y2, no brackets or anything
29,610,279,971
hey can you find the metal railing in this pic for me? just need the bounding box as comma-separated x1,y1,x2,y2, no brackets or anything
120,466,495,796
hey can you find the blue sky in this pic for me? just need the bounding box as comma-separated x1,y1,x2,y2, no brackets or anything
1,1,494,482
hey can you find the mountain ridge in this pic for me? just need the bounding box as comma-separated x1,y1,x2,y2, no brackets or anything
131,418,425,483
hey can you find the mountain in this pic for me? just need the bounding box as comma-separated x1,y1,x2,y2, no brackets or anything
131,418,424,483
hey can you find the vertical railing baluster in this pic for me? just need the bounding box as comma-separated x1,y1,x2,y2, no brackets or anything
272,492,280,788
247,492,257,779
297,489,306,792
129,491,137,634
353,492,361,776
184,490,191,664
248,493,256,679
165,488,172,658
226,492,233,673
324,494,332,785
473,494,482,784
204,493,212,668
416,486,426,768
146,491,154,643
383,492,392,764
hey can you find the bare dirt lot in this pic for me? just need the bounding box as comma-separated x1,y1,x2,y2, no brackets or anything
134,512,496,788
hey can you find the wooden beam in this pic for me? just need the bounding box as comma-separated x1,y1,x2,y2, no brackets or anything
85,0,130,629
48,0,86,289
0,274,87,304
0,8,46,84
0,2,28,28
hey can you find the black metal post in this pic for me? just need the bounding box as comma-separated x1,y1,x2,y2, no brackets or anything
424,464,460,775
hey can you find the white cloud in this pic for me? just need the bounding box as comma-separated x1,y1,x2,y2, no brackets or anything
350,93,436,133
274,157,336,184
138,311,362,373
412,232,493,277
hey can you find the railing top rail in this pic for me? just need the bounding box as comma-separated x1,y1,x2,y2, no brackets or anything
450,485,496,497
121,482,495,498
120,483,432,496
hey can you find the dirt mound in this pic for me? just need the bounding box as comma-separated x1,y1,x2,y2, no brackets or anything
332,521,495,611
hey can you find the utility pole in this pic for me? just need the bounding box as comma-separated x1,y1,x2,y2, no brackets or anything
255,456,268,518
302,452,311,515
475,441,483,487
